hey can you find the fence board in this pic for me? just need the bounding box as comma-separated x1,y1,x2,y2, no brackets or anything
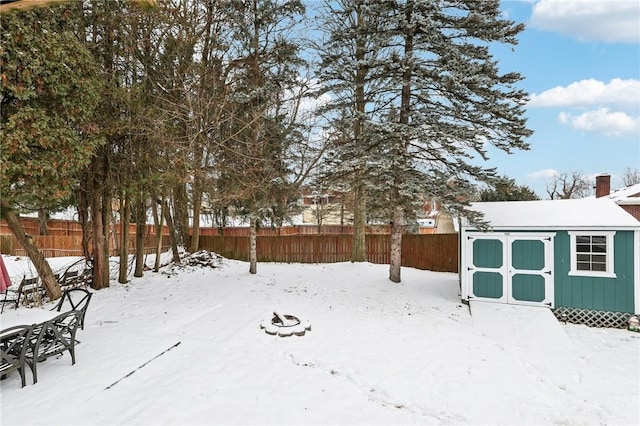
0,235,13,255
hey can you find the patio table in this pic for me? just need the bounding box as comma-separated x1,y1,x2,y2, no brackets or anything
1,308,59,330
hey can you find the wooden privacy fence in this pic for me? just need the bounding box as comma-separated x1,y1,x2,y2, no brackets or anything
1,218,458,272
1,217,172,257
198,224,393,236
197,233,458,273
1,218,390,238
0,234,172,258
0,218,169,238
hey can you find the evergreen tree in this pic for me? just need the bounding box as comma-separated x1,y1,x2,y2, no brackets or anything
375,0,532,282
479,176,539,201
77,0,168,285
315,0,393,262
149,0,229,256
0,4,102,299
219,0,306,274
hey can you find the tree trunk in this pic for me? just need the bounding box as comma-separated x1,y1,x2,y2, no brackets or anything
249,218,257,274
389,205,404,283
37,208,49,235
102,190,112,285
163,199,181,263
190,187,202,253
110,208,120,252
78,186,91,261
1,201,61,301
351,180,366,262
351,3,368,263
119,193,130,284
152,198,164,272
134,195,146,278
389,1,413,284
317,202,322,235
91,192,109,290
172,183,188,248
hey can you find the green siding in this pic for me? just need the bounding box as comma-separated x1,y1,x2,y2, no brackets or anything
473,239,503,268
553,230,635,313
473,271,503,299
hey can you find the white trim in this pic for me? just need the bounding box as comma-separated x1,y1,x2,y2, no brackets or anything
459,224,465,300
460,227,470,302
615,199,640,206
634,230,640,315
459,227,464,298
464,232,557,239
464,225,636,231
567,231,616,278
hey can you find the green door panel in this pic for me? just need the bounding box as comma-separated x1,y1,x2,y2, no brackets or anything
473,239,503,268
473,271,504,299
511,273,545,302
511,239,545,270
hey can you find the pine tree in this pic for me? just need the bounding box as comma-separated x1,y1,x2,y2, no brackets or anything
315,0,393,262
0,4,102,299
75,0,162,287
479,176,539,201
219,0,306,274
147,0,226,257
375,0,532,282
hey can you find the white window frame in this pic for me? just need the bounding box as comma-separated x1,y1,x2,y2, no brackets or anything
568,231,616,278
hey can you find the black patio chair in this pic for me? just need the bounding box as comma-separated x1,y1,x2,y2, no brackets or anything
0,291,14,314
53,288,93,330
58,270,79,290
25,310,81,384
1,276,40,313
77,267,94,287
0,324,34,388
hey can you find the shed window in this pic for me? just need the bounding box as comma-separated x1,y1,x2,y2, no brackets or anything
568,231,616,278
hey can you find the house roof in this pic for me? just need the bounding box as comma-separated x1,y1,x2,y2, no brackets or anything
608,183,640,205
466,198,640,230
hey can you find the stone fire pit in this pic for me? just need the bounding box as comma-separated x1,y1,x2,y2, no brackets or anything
260,311,311,337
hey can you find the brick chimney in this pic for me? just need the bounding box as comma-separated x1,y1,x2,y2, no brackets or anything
595,174,611,198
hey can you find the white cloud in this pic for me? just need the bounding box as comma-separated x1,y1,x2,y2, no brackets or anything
530,79,640,137
528,169,559,180
557,108,640,136
529,79,640,109
530,0,640,43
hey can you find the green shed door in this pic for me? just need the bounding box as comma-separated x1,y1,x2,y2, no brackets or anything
466,233,554,307
508,236,553,305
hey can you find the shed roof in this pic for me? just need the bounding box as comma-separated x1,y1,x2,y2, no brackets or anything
467,198,640,230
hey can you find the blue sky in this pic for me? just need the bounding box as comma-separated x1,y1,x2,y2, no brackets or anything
487,0,640,197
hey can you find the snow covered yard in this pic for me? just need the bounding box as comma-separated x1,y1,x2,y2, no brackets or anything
1,255,638,425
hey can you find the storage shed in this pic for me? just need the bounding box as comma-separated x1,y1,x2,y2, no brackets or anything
460,198,640,327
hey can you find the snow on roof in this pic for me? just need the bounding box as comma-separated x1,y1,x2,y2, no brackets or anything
608,183,640,205
467,198,640,230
